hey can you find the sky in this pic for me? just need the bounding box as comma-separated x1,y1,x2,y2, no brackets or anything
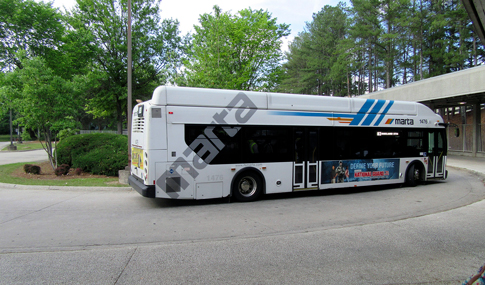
48,0,345,50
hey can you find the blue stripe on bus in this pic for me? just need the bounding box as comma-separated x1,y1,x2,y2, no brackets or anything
373,100,394,126
268,111,355,118
349,99,375,126
362,99,386,126
269,99,395,126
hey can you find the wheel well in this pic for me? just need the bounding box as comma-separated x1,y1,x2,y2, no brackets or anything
406,160,426,181
231,167,266,195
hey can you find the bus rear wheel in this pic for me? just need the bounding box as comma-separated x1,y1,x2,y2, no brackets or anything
232,171,262,202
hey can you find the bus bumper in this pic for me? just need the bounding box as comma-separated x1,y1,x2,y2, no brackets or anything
128,175,155,198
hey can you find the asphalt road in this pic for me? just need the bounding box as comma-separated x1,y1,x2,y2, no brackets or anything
0,165,484,284
0,142,49,165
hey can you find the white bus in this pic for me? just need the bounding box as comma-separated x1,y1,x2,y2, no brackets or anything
128,86,448,202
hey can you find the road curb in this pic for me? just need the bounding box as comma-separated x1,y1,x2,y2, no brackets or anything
0,182,132,192
448,165,485,182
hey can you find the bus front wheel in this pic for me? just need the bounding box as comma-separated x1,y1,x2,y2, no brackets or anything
232,171,262,202
405,164,421,187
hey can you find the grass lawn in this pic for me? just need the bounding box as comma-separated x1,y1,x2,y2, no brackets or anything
0,161,128,187
1,141,51,151
0,134,13,142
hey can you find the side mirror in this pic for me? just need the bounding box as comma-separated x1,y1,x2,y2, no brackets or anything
454,128,460,137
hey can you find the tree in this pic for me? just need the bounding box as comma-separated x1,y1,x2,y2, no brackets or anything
1,55,82,170
307,4,350,96
280,3,350,96
0,72,11,135
278,33,312,94
0,0,64,72
281,0,484,96
69,0,185,133
182,5,290,91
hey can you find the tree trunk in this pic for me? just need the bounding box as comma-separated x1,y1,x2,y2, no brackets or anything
473,37,477,66
386,11,391,89
373,51,378,92
368,46,372,93
40,127,56,172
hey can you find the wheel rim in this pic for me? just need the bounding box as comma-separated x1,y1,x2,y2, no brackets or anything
238,176,257,197
414,168,420,181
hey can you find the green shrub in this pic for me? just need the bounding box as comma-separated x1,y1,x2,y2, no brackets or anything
58,128,79,141
21,131,32,142
56,133,128,176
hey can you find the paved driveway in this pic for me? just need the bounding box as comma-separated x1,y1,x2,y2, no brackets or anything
0,167,484,284
0,143,49,165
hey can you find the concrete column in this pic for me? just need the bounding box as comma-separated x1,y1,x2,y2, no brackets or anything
439,108,448,147
473,102,481,155
461,106,467,152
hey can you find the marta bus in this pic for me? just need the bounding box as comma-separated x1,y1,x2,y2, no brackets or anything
128,86,448,202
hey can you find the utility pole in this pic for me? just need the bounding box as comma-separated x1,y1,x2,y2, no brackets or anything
127,0,132,165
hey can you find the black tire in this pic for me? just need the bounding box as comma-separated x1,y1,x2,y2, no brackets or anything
405,164,420,187
232,171,263,202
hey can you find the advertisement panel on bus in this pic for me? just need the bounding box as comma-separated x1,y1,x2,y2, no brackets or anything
321,158,400,184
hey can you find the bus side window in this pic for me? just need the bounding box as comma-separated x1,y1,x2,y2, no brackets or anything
244,127,291,163
319,127,334,160
428,132,435,154
369,129,403,158
248,139,259,154
406,130,424,157
438,130,445,151
428,130,446,155
309,130,318,163
294,130,304,163
333,129,352,160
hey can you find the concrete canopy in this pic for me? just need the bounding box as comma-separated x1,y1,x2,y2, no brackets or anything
359,64,485,109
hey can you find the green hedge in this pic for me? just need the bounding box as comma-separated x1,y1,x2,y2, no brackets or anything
56,133,128,176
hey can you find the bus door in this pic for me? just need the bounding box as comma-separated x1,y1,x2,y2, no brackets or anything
293,128,319,190
427,130,446,179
